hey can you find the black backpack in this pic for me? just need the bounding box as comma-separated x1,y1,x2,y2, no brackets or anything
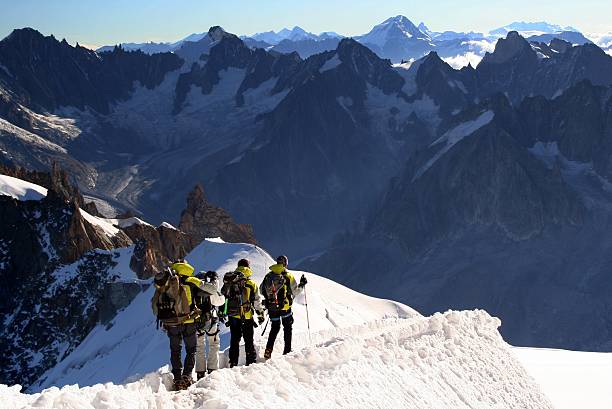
193,290,214,323
262,272,292,312
221,271,251,317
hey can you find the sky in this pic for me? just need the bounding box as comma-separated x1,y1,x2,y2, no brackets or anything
1,0,611,48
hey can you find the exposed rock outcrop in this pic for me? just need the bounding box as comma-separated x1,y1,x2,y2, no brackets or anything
122,220,194,279
179,184,257,245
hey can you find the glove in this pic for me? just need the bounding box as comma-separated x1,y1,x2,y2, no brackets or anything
299,274,307,287
257,311,265,325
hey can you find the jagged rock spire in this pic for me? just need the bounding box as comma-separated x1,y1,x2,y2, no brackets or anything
178,184,257,245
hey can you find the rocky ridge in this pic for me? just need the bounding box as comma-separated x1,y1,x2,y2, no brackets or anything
0,165,256,387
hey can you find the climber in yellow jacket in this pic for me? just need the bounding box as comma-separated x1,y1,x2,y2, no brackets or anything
153,259,218,390
221,258,264,366
260,255,307,359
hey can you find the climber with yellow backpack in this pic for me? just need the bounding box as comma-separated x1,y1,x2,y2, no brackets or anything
152,259,219,391
260,255,307,359
221,258,265,367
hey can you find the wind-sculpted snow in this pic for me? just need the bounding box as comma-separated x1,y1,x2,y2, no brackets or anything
2,310,552,409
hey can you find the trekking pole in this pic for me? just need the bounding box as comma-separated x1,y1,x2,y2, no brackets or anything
261,317,270,336
303,277,312,345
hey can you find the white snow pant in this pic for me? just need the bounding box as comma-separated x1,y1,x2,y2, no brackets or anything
196,321,220,372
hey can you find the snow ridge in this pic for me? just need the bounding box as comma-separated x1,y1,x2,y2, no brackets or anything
0,175,48,201
4,310,552,409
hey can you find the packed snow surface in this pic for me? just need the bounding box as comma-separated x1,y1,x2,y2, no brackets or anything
30,239,416,392
0,175,48,201
513,347,612,409
3,239,554,408
2,310,552,409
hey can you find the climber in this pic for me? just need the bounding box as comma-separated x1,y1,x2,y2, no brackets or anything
193,270,225,379
260,255,307,359
152,259,217,390
221,258,265,367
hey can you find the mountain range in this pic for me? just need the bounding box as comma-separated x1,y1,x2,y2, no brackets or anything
2,16,612,361
96,17,602,65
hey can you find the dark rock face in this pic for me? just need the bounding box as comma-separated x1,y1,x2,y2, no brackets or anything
206,39,411,255
173,27,302,112
370,105,583,252
123,221,194,279
303,85,612,351
0,28,183,114
0,163,258,385
0,185,131,387
178,184,256,246
271,37,340,58
410,52,477,117
476,32,612,103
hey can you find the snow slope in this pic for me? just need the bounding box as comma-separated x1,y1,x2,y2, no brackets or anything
2,238,555,408
3,309,553,409
30,238,416,391
513,347,612,409
0,174,48,201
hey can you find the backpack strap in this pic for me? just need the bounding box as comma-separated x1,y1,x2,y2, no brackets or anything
245,281,256,304
283,272,293,305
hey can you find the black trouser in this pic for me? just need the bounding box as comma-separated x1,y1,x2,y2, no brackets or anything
266,309,293,354
228,317,256,366
166,323,197,379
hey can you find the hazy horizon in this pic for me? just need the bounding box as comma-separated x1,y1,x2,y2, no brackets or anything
1,0,611,49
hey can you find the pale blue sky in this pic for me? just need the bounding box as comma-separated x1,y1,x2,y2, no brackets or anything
1,0,610,48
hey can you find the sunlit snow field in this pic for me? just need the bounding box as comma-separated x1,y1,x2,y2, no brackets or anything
513,347,612,409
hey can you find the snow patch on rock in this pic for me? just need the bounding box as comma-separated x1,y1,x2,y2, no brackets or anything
80,209,121,238
413,110,494,181
320,54,341,73
0,175,48,201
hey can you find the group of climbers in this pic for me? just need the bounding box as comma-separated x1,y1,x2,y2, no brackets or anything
152,254,307,391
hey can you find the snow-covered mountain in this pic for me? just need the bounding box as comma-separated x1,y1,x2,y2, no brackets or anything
3,24,612,357
96,31,207,54
249,26,339,45
490,21,578,38
355,15,433,62
0,169,254,388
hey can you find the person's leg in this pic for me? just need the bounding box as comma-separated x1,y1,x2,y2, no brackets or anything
243,320,256,365
282,313,294,355
265,311,281,359
166,325,183,380
228,317,242,367
195,330,207,377
207,323,220,372
182,323,197,381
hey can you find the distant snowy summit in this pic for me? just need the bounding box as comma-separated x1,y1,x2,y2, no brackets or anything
489,21,579,38
248,26,343,45
95,17,595,64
